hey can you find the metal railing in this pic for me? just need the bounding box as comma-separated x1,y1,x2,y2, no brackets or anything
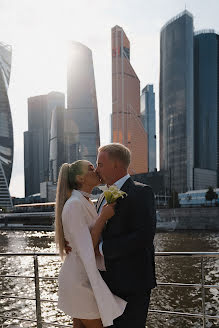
0,252,219,327
150,252,219,327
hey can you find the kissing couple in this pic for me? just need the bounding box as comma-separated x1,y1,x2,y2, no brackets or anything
55,143,156,328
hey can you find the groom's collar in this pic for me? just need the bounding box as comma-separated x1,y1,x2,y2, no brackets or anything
111,174,130,190
96,175,131,212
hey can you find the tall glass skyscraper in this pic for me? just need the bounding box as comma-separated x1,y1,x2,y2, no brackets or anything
141,85,156,172
160,11,194,192
194,31,219,188
24,92,65,196
67,42,100,166
111,25,148,174
49,106,65,183
0,42,13,209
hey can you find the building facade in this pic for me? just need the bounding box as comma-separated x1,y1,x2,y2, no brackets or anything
160,11,194,193
193,168,217,190
67,41,100,166
24,92,65,196
194,31,219,188
141,84,156,172
131,170,170,195
49,106,65,183
111,25,148,174
0,42,13,209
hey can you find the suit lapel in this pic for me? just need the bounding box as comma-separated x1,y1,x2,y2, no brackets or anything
120,177,134,194
96,193,105,213
103,178,134,235
96,178,134,216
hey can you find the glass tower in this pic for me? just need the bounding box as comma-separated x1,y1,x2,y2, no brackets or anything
111,25,148,174
194,31,219,187
24,92,65,196
0,42,13,209
141,85,156,172
160,11,194,192
67,41,100,166
49,107,65,183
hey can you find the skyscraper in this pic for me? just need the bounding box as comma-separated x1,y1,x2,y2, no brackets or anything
194,31,219,188
111,25,148,174
49,106,65,183
0,42,13,209
141,85,156,172
24,92,65,196
67,41,100,166
160,11,194,193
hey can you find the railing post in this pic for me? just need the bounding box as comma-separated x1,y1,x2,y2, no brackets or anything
4,216,8,228
201,257,206,328
34,255,42,328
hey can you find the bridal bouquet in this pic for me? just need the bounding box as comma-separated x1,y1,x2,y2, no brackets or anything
104,185,127,204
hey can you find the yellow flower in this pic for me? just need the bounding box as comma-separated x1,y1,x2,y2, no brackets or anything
104,185,128,204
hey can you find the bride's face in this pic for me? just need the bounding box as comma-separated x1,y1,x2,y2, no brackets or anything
81,161,101,187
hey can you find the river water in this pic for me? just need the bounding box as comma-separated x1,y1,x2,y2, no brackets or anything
0,230,218,328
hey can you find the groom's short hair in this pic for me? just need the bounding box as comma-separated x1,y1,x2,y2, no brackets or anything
98,143,131,168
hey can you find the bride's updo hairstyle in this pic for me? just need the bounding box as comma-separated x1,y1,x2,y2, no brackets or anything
55,160,86,259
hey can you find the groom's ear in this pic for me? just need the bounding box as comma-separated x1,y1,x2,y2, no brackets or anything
114,159,122,169
113,160,118,168
113,160,120,170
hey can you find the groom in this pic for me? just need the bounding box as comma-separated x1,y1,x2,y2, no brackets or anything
95,143,156,328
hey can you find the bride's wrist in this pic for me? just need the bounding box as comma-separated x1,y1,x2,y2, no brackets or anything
99,213,108,222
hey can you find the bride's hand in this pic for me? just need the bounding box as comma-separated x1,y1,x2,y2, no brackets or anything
64,239,72,254
101,203,115,221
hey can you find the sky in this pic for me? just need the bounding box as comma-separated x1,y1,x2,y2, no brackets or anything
1,0,219,197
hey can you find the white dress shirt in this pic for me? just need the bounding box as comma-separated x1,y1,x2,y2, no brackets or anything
98,174,130,256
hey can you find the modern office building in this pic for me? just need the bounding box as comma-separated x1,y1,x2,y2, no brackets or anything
49,106,65,183
42,106,65,201
24,92,65,196
0,42,13,209
111,25,148,174
141,84,156,172
131,169,170,195
160,11,194,193
194,31,219,188
67,41,100,166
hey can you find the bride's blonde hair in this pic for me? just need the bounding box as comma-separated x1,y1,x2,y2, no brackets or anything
55,160,85,259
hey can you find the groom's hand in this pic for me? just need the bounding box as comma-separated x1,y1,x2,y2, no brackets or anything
64,239,72,254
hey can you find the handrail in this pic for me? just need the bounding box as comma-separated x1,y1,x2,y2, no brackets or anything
155,251,219,257
0,252,219,328
1,251,219,257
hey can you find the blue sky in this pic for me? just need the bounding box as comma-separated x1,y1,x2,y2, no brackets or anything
0,0,219,197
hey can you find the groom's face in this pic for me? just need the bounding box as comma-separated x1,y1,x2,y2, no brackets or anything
96,151,116,185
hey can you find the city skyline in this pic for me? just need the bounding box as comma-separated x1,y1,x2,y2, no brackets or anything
1,0,219,196
160,11,219,193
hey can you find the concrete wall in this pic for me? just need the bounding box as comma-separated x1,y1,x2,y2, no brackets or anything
157,207,219,230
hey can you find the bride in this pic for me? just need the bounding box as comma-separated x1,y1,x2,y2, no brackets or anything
55,160,127,328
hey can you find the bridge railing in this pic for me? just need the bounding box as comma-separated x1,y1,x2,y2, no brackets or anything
0,252,218,328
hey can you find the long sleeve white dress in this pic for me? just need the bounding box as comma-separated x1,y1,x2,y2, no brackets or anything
58,190,127,327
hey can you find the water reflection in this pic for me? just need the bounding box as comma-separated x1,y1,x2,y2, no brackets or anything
149,231,219,328
0,231,218,327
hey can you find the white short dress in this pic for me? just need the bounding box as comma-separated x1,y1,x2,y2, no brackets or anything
58,190,127,327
